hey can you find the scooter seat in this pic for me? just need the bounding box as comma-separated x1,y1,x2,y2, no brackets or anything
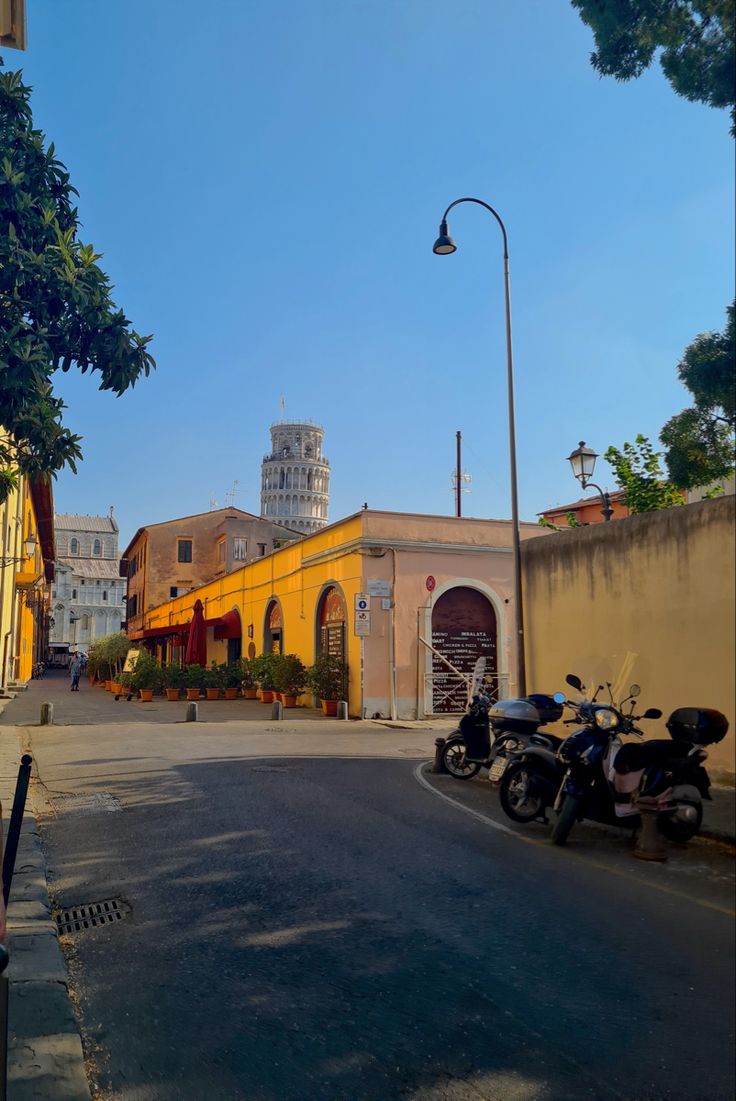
614,739,692,773
530,732,564,750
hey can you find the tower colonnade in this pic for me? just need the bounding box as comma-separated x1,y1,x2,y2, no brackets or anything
260,422,330,534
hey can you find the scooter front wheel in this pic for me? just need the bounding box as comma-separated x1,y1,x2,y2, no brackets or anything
551,793,580,845
499,761,547,823
442,737,482,780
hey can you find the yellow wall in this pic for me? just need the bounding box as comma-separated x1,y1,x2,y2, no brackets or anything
522,497,736,780
0,459,45,686
145,514,366,708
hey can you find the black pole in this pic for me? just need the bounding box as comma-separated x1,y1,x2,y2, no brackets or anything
456,431,462,518
2,754,33,907
0,944,8,1101
584,481,614,522
437,197,526,696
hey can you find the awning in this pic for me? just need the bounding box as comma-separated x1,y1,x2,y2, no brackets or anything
213,609,241,640
129,624,188,640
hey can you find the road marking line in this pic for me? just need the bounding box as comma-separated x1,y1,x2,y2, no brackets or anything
413,762,736,918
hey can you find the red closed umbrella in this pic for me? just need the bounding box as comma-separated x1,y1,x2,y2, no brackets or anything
184,599,207,667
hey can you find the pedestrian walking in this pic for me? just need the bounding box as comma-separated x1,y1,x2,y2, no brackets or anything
69,654,82,692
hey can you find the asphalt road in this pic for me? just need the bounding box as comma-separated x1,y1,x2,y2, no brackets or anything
17,716,735,1101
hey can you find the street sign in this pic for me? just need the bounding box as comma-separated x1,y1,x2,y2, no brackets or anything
354,593,369,611
426,575,436,592
367,579,391,598
354,609,371,636
380,598,392,611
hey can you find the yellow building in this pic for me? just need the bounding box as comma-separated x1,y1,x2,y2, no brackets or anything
132,509,540,718
0,465,55,689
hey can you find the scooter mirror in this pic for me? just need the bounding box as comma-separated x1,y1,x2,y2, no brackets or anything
553,692,566,704
629,684,641,697
642,707,663,719
566,674,583,691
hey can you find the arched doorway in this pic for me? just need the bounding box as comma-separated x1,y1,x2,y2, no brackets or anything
264,599,283,654
317,585,346,664
431,585,498,713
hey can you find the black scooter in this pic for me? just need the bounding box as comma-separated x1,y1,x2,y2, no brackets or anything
441,691,564,780
551,675,729,846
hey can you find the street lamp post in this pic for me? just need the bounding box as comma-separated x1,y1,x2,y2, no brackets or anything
433,198,526,697
566,441,614,521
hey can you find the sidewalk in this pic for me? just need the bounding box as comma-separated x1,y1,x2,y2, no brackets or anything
1,730,90,1101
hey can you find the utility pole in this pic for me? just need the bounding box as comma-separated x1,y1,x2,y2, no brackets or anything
455,431,462,517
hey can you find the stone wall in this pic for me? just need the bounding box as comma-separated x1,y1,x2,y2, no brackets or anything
522,496,736,779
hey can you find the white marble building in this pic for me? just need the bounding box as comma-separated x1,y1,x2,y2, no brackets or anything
48,512,126,658
260,422,330,534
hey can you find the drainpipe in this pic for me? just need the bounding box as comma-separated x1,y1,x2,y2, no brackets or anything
7,495,22,683
388,547,397,721
0,495,10,690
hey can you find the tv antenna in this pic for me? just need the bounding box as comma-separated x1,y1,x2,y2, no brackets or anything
224,480,239,508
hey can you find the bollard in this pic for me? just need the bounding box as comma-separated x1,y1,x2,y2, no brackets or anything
633,795,668,861
40,702,53,726
0,944,8,1101
185,702,198,722
271,699,283,721
2,755,32,907
337,700,348,720
432,737,447,773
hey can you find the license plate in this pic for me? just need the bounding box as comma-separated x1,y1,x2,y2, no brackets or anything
489,757,507,783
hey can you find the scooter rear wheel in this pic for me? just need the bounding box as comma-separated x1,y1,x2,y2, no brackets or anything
551,793,580,845
657,800,702,844
442,737,482,779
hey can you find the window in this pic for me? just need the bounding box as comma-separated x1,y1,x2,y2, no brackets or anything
70,538,79,555
93,539,102,556
257,543,267,557
177,539,193,563
128,594,138,618
81,614,90,631
217,539,226,564
103,590,108,601
233,537,247,561
170,586,178,599
72,588,77,599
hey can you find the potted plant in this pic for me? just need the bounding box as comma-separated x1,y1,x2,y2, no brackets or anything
129,652,162,702
240,658,258,699
204,662,223,701
273,654,307,708
251,653,277,703
163,663,186,701
222,662,242,700
307,653,347,716
185,664,205,701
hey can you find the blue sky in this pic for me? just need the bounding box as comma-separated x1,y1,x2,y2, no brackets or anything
9,0,734,546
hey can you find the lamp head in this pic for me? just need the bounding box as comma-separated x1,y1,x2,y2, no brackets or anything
433,220,457,255
567,441,598,487
23,533,37,559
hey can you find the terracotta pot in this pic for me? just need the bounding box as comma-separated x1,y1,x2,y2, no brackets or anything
112,683,122,695
260,690,274,703
321,699,338,716
166,688,180,702
206,688,220,701
244,689,258,699
139,688,154,702
224,687,238,700
186,687,201,701
282,695,297,708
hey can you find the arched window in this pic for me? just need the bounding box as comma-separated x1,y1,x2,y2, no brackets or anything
307,470,313,489
93,538,102,556
70,538,79,555
279,467,285,489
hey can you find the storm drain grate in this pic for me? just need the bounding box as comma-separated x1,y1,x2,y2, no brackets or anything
48,792,122,817
56,897,129,935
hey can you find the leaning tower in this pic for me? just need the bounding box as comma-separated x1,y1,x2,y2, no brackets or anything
260,422,330,534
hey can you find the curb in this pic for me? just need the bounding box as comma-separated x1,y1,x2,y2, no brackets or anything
1,733,90,1101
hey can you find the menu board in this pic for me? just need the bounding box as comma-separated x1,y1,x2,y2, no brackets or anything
431,627,496,713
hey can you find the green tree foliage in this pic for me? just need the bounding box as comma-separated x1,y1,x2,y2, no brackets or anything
660,301,735,488
604,434,685,512
0,68,154,500
572,1,736,134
